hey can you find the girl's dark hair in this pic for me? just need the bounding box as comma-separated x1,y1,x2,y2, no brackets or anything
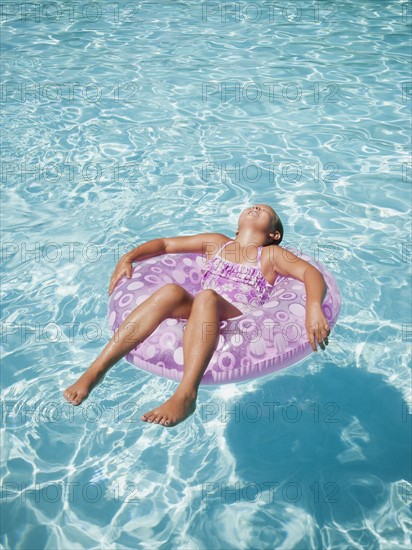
271,210,283,245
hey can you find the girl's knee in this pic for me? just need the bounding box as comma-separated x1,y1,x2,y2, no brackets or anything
158,283,190,302
193,289,220,305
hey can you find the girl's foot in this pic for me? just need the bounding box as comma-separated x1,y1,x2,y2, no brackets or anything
63,366,106,406
141,387,197,428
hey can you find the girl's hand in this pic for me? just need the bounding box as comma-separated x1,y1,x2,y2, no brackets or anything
108,256,133,296
305,303,331,352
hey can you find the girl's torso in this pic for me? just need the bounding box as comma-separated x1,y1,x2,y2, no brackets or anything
203,238,278,287
201,239,278,308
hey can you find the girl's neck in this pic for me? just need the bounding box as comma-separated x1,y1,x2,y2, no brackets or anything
233,235,266,249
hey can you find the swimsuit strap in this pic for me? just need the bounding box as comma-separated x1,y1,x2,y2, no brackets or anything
213,239,233,259
257,245,263,270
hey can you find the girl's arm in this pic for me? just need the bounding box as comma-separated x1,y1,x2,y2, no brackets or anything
122,233,229,262
109,233,228,295
270,246,330,352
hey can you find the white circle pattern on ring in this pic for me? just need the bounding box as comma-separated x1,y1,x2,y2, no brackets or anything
119,293,133,308
144,275,160,284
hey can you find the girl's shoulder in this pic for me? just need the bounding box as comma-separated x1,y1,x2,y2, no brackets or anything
261,243,285,267
164,233,231,256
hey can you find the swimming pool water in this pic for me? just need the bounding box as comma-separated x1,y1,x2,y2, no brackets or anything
1,1,411,548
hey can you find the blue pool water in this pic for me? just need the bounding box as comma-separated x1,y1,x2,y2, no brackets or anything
1,1,411,548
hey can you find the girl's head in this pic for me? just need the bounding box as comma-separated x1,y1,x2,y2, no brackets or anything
236,204,283,246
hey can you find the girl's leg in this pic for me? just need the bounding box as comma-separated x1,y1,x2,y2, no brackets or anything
63,284,195,405
141,289,243,427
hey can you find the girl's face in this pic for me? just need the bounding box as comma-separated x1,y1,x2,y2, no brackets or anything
239,204,275,232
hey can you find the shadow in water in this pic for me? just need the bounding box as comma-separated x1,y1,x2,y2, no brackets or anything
207,362,411,527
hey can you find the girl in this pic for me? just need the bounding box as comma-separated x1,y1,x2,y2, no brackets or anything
63,204,330,427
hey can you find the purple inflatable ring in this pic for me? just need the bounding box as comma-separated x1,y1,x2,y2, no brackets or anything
108,252,341,385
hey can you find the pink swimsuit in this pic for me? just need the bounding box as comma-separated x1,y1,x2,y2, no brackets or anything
200,240,274,314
